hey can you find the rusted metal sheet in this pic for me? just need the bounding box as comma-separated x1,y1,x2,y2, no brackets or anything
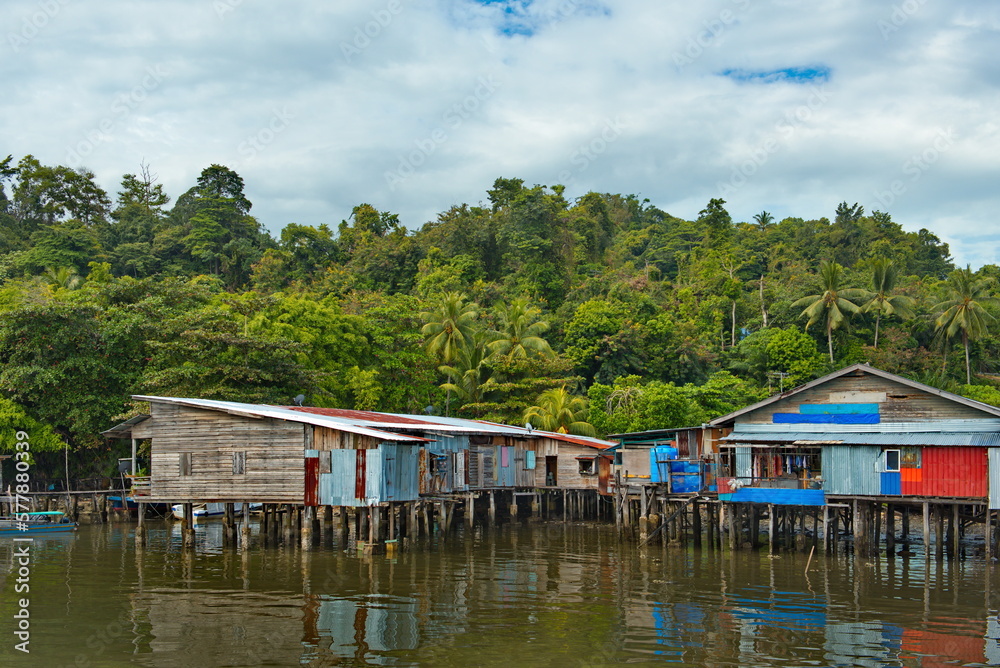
355,449,367,500
598,456,610,495
920,446,987,498
418,448,429,495
304,456,319,506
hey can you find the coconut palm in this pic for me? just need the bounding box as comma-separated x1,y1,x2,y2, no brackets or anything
420,292,479,365
753,211,774,230
933,266,996,384
421,292,480,415
791,260,867,363
860,258,915,348
523,386,596,437
487,297,554,360
439,332,495,414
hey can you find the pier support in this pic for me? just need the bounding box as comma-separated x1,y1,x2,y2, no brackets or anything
182,502,196,549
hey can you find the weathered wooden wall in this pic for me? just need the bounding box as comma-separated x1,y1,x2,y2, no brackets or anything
135,403,306,503
742,373,990,424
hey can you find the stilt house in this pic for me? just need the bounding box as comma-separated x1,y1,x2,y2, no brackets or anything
709,364,1000,507
104,397,615,508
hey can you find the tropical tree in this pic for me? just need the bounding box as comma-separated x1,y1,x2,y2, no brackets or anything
420,292,480,365
439,332,495,415
421,292,480,414
753,211,774,230
861,258,915,348
487,297,554,361
933,266,996,384
523,386,596,436
791,260,867,363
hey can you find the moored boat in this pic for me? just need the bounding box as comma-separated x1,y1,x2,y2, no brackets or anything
0,511,78,535
170,502,261,520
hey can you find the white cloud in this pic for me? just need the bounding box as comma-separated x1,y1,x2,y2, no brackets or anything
2,0,998,267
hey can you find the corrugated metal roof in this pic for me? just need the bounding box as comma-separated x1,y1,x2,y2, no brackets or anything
709,363,1000,426
102,414,150,438
726,420,1000,433
132,396,430,442
722,430,1000,446
284,406,438,426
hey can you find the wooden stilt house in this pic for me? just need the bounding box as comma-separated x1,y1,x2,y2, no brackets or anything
709,364,1000,506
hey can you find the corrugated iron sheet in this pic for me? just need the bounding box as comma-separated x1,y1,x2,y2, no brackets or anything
722,418,1000,441
724,430,1000,446
919,447,987,498
822,446,880,495
989,449,1000,510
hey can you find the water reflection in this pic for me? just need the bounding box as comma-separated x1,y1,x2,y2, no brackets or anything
2,522,1000,666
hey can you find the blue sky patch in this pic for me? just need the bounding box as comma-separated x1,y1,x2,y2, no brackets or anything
465,0,610,38
719,66,832,84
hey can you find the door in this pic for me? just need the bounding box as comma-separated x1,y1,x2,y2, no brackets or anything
598,456,610,495
305,456,319,506
546,456,558,486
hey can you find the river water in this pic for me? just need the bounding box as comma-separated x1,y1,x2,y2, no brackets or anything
1,520,999,667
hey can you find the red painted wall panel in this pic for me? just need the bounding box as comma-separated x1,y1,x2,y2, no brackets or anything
304,457,319,506
920,447,987,498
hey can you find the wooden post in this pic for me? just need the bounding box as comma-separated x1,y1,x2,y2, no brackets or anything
240,503,251,550
302,506,314,549
922,502,930,552
727,503,736,551
768,504,775,556
510,493,519,522
467,493,475,530
562,489,567,523
951,503,960,558
182,502,195,549
935,505,945,560
987,508,993,560
821,505,830,553
886,504,895,556
692,500,702,548
531,494,540,521
223,503,235,546
489,492,496,526
901,505,910,549
135,502,146,547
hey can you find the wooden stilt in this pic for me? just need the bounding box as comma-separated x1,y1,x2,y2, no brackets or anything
240,503,251,550
922,502,930,553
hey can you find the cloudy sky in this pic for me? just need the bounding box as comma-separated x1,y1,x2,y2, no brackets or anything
3,0,999,267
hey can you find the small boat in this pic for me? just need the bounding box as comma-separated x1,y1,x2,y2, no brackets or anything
0,511,78,536
171,502,261,520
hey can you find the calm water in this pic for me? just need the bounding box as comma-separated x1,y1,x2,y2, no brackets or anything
2,520,1000,667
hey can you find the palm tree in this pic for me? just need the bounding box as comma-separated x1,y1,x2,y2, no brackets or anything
487,297,554,360
421,292,480,414
753,211,774,230
43,266,81,290
523,386,596,436
439,332,495,414
860,258,915,348
420,292,479,365
791,260,866,363
933,266,996,384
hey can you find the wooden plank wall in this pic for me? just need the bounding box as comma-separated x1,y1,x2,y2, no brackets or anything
135,403,306,503
743,373,991,424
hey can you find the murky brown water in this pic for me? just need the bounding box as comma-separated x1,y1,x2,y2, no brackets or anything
2,520,999,667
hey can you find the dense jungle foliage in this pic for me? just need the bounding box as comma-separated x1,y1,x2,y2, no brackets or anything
1,155,997,477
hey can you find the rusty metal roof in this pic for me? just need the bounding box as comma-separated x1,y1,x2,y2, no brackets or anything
131,396,430,442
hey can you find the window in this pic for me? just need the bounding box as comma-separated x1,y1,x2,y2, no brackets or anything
232,451,246,475
319,450,332,474
578,457,595,475
885,449,900,472
179,452,192,476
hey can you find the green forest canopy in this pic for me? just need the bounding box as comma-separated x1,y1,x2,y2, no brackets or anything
1,154,996,477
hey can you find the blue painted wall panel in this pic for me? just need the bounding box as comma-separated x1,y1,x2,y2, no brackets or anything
880,471,901,495
718,488,825,506
799,403,880,415
773,413,880,424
